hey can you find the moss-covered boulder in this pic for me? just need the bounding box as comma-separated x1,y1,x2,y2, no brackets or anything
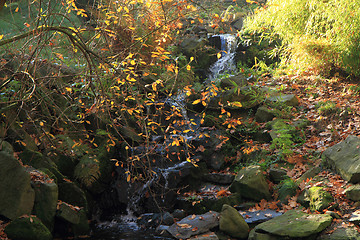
229,165,271,201
5,216,52,240
56,202,81,224
31,172,58,232
309,186,333,212
277,179,298,203
345,184,360,201
0,151,35,220
0,140,14,155
71,209,90,237
252,210,332,239
255,106,275,123
219,204,249,239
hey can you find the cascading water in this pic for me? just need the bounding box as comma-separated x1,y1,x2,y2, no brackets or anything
92,34,238,239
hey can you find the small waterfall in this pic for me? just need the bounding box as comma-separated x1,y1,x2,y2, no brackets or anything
208,34,238,82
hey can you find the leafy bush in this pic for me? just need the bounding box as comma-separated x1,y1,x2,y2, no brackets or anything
245,0,360,76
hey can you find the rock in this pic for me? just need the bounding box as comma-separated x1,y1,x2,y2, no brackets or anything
297,189,310,208
278,179,298,203
71,209,90,237
267,94,299,106
309,186,334,212
5,216,52,240
56,202,80,224
31,172,58,231
296,166,321,185
189,232,219,240
167,211,219,239
229,165,271,201
269,167,288,184
162,212,175,226
317,226,360,240
219,73,247,89
240,209,282,225
219,204,249,239
253,210,332,239
255,106,275,123
0,140,14,154
349,210,360,224
172,209,186,220
248,229,278,240
231,17,243,31
322,135,360,183
0,151,35,220
58,182,88,213
345,185,360,201
203,173,235,185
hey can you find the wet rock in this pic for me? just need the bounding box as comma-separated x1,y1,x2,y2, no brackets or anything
203,172,235,185
345,185,360,201
349,210,360,224
269,167,288,184
252,210,332,239
309,187,334,212
317,226,360,240
240,209,282,225
322,135,360,183
267,94,299,106
162,212,175,225
31,171,58,231
229,165,271,201
219,73,247,89
71,209,90,237
167,211,219,239
255,106,275,123
219,204,249,239
189,231,219,240
172,209,186,220
5,216,52,240
0,151,35,220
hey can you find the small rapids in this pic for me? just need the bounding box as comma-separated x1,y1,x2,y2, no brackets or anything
91,34,238,239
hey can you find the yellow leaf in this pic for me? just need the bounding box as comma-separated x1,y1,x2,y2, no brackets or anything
0,35,3,40
15,7,19,12
230,101,242,108
39,121,44,126
217,52,222,59
190,57,194,62
192,99,201,105
127,174,131,182
186,65,191,71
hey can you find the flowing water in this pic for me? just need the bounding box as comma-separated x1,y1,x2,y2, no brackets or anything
91,34,238,239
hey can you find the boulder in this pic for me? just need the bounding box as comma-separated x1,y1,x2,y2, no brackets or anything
31,172,58,231
278,179,298,204
317,226,360,240
167,211,219,239
203,173,235,185
189,232,219,240
322,135,360,183
309,187,333,212
219,73,247,89
0,140,14,154
266,94,299,106
0,151,35,220
240,209,282,226
71,209,90,237
269,167,288,184
349,210,360,225
58,182,88,213
229,165,271,201
5,216,52,240
252,210,332,239
56,202,80,224
255,106,275,123
219,204,249,239
345,185,360,201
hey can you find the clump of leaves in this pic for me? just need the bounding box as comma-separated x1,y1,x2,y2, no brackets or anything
316,101,340,116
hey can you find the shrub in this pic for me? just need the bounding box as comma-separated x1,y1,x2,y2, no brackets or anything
244,0,360,77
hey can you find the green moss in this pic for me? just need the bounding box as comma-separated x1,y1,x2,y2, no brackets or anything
5,217,52,240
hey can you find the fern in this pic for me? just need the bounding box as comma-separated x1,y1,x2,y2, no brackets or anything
74,155,101,187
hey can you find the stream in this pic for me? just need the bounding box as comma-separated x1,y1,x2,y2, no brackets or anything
91,33,239,239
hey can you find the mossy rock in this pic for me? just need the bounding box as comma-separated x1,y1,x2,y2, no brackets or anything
219,204,249,239
58,182,88,213
309,186,333,212
278,179,298,203
71,209,90,237
5,216,52,240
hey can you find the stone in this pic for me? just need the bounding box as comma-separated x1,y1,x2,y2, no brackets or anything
309,186,334,212
349,210,360,224
231,17,243,31
5,216,52,240
203,173,235,185
248,229,278,240
255,106,275,123
240,209,282,225
0,140,14,154
278,179,298,203
253,210,332,238
219,73,247,89
296,166,321,185
269,167,288,184
322,135,360,183
219,204,249,239
71,209,90,237
0,151,35,220
267,94,299,106
189,232,219,240
31,173,58,232
56,202,80,224
167,211,219,239
229,165,271,201
58,182,88,213
345,185,360,201
317,226,360,240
